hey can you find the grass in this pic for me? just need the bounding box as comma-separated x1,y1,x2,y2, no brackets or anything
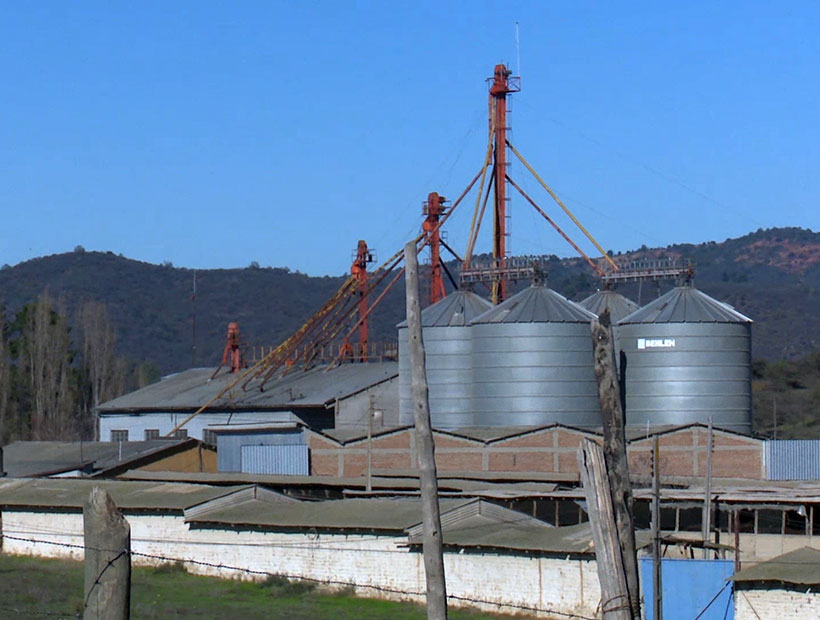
0,553,516,619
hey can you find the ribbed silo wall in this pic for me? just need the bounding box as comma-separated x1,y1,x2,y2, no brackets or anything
398,325,474,429
470,322,601,427
617,322,752,434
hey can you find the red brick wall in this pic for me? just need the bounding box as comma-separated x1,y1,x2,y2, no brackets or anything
307,425,764,480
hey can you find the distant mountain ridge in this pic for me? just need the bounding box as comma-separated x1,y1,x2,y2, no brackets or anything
1,226,818,374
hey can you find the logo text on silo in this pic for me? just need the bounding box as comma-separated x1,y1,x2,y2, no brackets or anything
637,338,676,349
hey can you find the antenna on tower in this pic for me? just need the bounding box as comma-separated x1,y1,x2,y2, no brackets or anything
515,21,521,80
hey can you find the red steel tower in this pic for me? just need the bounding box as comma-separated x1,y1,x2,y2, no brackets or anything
350,239,374,361
489,63,516,303
423,191,447,305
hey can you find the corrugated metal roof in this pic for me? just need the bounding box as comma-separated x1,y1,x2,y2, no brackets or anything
470,285,597,324
1,440,192,478
732,547,820,585
397,290,493,328
97,362,398,412
765,440,820,480
184,497,470,531
618,286,752,324
579,290,640,323
0,478,242,511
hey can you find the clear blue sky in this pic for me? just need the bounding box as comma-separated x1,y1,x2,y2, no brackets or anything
2,2,818,276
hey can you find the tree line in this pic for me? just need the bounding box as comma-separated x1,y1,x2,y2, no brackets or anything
0,291,157,444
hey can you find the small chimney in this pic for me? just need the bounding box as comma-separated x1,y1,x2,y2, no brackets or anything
0,446,5,477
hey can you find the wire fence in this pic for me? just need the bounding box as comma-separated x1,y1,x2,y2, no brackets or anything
1,533,598,620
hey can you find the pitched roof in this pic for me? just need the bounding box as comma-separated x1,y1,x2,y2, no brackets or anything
183,496,470,532
397,290,493,328
579,290,640,323
97,362,398,413
618,286,752,324
0,478,241,511
731,547,820,585
471,285,596,324
0,439,196,478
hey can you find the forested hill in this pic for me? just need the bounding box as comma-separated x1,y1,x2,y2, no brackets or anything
1,226,819,375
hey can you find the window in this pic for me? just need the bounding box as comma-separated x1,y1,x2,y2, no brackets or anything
202,429,216,446
144,429,160,440
110,430,129,442
173,429,188,440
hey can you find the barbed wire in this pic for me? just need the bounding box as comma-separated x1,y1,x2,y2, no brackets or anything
2,533,598,620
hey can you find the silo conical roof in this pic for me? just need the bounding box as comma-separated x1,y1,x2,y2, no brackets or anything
579,290,640,323
397,290,492,328
618,285,752,324
471,285,597,324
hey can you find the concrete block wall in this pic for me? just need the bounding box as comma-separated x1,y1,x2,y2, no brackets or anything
735,586,820,620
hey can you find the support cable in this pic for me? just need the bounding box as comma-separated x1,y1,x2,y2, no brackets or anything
507,175,605,277
507,140,618,272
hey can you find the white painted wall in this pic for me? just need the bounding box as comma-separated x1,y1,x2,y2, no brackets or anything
735,587,820,619
1,509,600,618
99,411,294,441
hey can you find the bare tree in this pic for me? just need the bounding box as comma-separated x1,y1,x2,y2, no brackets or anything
22,291,76,439
78,300,123,408
0,315,11,444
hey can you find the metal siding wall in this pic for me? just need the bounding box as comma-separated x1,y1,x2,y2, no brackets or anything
399,325,475,429
100,411,295,442
471,321,601,427
217,429,306,473
240,444,309,475
640,558,734,620
765,440,820,480
618,322,752,434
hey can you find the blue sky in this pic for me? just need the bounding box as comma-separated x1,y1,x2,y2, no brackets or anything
2,2,818,275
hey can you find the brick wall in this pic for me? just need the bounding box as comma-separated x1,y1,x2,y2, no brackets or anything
308,424,764,480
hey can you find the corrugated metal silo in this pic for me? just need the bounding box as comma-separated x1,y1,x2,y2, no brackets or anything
616,284,753,434
579,289,640,323
398,290,493,429
470,284,601,427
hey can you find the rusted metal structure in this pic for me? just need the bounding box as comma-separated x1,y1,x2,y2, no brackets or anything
489,64,515,304
348,240,374,361
211,322,242,378
167,63,620,437
423,192,447,305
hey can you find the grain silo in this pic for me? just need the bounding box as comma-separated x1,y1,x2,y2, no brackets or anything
470,284,601,427
616,284,753,434
579,289,640,323
398,290,493,429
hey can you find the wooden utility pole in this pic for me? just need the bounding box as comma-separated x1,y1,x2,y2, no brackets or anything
578,439,631,620
404,241,448,620
590,310,641,618
83,487,131,620
702,419,714,559
652,435,663,620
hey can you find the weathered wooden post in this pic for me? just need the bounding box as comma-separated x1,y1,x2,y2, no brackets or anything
590,309,641,618
579,439,631,620
652,435,663,620
83,487,131,620
404,241,448,620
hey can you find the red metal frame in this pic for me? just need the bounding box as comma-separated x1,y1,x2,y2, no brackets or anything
350,240,373,361
424,191,447,305
490,63,512,303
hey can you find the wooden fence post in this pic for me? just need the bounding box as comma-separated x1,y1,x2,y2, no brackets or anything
83,487,131,620
404,241,448,620
590,310,641,618
578,439,631,620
